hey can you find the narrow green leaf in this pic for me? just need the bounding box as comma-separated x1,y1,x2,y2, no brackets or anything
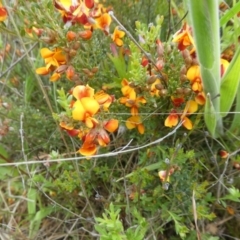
229,84,240,133
108,51,127,80
29,207,53,238
220,1,240,26
186,0,222,136
27,188,37,215
204,94,217,137
220,47,240,117
24,76,36,104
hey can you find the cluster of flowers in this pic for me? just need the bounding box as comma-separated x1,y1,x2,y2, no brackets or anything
164,23,229,130
35,0,231,159
60,85,118,156
35,0,125,82
33,0,127,156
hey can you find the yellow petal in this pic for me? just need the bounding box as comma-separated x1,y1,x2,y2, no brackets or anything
54,0,72,10
186,65,200,82
182,116,193,130
40,48,53,58
81,97,100,116
72,100,86,121
184,100,198,114
104,119,119,132
115,38,123,47
126,116,142,130
137,124,145,134
36,67,50,75
50,72,61,82
54,51,66,63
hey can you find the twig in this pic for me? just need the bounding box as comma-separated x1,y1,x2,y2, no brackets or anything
0,122,183,167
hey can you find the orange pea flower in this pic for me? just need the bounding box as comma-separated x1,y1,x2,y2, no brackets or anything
50,72,62,82
54,0,90,25
121,79,136,99
150,78,161,96
103,119,119,133
78,29,93,40
195,92,206,105
186,65,203,92
172,23,195,53
72,98,99,128
181,100,198,130
165,100,198,130
126,115,144,134
112,27,125,46
0,3,7,22
78,119,118,156
79,140,98,156
120,96,146,115
164,110,179,128
120,79,146,115
171,96,185,108
95,13,111,34
40,48,66,70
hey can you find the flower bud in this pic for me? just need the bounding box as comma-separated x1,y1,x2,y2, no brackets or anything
66,66,75,80
147,75,157,84
66,31,77,41
176,87,183,94
72,41,81,50
91,67,98,73
69,49,77,57
183,88,192,95
155,83,163,90
82,68,91,75
78,30,92,40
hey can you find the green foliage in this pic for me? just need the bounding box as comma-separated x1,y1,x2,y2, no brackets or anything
95,203,148,240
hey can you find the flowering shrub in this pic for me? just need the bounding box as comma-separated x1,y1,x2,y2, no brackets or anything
1,0,240,239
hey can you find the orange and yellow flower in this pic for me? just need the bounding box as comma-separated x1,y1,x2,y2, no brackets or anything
126,115,144,134
78,118,118,156
172,23,195,53
95,12,112,34
120,79,146,115
165,100,198,130
54,0,90,25
0,2,7,22
36,48,66,81
112,27,125,46
186,65,202,92
40,48,66,70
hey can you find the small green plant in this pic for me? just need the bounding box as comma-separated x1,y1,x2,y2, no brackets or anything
95,203,147,240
